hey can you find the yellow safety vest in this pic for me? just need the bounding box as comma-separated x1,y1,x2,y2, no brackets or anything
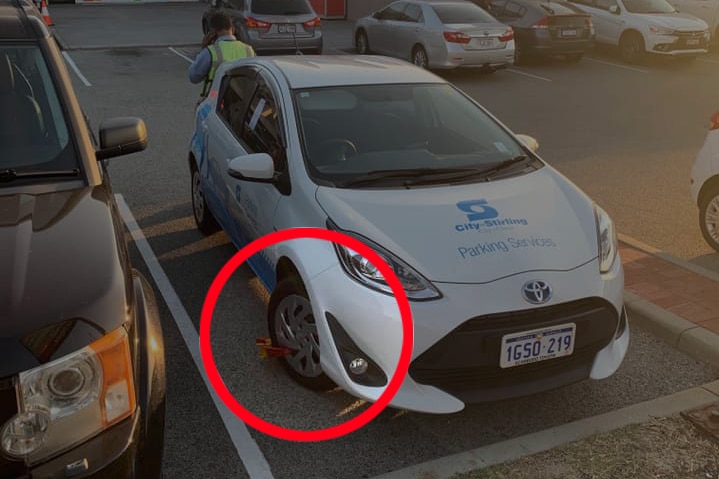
201,40,253,97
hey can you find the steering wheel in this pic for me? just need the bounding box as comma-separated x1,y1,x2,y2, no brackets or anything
319,139,357,162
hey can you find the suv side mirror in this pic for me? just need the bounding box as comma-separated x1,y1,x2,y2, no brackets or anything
96,117,148,160
609,5,620,14
516,134,539,153
227,153,275,182
372,11,382,19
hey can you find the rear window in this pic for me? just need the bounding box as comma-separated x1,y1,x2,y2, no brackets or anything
431,3,497,23
251,0,313,15
0,44,78,174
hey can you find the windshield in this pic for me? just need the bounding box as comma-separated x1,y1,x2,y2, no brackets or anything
251,0,313,15
431,3,498,23
294,83,535,187
621,0,675,14
0,45,79,181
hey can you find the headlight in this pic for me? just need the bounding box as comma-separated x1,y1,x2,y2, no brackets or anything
328,222,441,300
649,25,674,35
595,204,618,274
1,327,136,465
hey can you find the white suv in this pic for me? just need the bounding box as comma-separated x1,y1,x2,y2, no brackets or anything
568,0,710,63
691,110,719,253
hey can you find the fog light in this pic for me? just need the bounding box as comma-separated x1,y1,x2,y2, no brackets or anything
348,358,368,375
1,410,50,458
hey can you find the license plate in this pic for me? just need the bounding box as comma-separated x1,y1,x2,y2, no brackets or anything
686,38,700,46
500,323,576,369
561,29,578,37
278,24,296,33
477,38,494,48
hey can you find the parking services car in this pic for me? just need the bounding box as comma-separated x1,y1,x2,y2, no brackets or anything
188,54,630,414
690,109,719,253
0,0,166,476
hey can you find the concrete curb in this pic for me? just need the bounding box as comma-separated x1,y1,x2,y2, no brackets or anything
619,234,719,372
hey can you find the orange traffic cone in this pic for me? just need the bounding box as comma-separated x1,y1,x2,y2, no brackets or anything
40,0,53,27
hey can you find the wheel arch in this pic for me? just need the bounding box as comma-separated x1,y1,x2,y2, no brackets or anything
698,174,719,207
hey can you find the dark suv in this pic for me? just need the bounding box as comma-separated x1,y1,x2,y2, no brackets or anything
0,0,166,477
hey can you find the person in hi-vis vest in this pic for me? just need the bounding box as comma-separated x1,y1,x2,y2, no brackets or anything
188,12,255,100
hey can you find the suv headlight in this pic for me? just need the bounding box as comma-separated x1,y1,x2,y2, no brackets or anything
595,204,618,274
328,222,441,300
649,25,674,35
1,327,136,465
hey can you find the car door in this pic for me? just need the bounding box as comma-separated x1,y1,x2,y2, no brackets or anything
212,66,260,239
394,3,425,59
224,68,289,283
368,1,409,55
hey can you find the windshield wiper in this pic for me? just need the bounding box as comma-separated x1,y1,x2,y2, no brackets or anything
404,155,533,186
0,168,80,183
337,167,483,187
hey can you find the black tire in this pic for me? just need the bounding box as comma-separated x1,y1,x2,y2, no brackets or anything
268,277,335,391
699,185,719,253
565,52,583,63
412,45,428,69
190,162,220,235
619,31,645,64
355,29,370,54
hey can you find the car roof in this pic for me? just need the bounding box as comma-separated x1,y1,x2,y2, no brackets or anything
0,0,50,40
238,55,447,89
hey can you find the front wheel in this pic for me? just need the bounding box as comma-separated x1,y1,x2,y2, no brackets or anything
699,185,719,253
268,278,335,390
355,29,370,54
619,32,645,64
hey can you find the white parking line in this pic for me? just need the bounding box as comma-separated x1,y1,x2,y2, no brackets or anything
61,51,91,86
506,68,552,82
169,46,194,64
116,194,275,479
698,58,719,65
584,57,649,74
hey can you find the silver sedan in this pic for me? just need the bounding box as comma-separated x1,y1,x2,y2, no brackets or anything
353,0,515,71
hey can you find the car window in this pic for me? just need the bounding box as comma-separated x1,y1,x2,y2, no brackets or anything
403,3,424,22
502,1,526,18
378,2,408,19
218,69,258,136
0,45,78,174
250,0,313,15
622,0,675,12
294,84,529,186
490,0,508,14
594,0,617,9
241,76,285,172
431,3,497,23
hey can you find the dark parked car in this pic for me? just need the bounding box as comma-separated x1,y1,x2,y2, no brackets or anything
0,0,166,477
475,0,595,63
203,0,323,55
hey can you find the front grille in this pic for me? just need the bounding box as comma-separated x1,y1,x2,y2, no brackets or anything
409,297,619,402
674,30,707,37
0,376,26,478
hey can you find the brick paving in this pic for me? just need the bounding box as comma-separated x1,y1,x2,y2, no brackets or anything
620,242,719,335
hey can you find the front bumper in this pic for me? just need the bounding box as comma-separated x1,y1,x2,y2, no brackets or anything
647,32,709,55
306,255,628,414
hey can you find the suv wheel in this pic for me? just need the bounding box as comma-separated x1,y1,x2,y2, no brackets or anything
619,31,645,64
699,185,719,252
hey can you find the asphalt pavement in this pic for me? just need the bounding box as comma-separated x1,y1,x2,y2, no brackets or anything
43,3,719,478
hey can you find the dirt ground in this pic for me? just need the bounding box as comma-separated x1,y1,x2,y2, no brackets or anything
453,414,719,479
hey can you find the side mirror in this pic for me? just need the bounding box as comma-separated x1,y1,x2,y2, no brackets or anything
372,11,381,19
227,153,275,181
516,134,539,153
609,5,620,14
96,117,148,160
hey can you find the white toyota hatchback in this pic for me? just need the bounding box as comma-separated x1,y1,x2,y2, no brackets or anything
188,55,629,414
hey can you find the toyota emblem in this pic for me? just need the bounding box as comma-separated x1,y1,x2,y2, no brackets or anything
522,280,552,305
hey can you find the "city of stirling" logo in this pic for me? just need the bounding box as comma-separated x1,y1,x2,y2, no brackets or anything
455,199,528,233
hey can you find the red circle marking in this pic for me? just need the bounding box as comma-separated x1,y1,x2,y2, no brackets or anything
199,227,414,442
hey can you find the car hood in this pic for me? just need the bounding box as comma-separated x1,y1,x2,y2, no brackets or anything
316,168,600,284
637,12,708,30
0,187,130,377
